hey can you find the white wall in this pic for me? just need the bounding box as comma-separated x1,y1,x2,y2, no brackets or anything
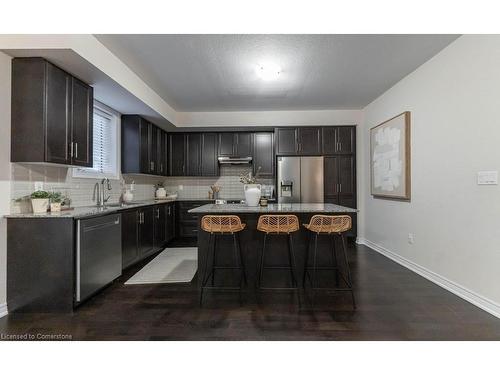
360,35,500,316
176,109,361,127
0,51,12,316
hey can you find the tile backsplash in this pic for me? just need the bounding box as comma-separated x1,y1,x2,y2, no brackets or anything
164,165,274,200
10,163,274,213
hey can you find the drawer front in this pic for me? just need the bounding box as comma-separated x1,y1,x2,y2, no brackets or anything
178,224,198,237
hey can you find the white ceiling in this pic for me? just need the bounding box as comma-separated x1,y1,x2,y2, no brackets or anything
95,34,458,112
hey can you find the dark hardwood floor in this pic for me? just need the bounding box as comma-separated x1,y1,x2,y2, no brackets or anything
1,241,500,340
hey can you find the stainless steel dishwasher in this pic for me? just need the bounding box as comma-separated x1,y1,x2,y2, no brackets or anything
76,213,122,304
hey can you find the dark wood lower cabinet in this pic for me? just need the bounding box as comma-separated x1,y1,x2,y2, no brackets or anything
139,207,155,257
121,203,177,270
154,204,166,250
121,210,140,269
176,201,208,238
165,202,176,243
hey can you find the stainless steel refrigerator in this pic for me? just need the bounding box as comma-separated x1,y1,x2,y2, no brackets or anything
277,156,324,203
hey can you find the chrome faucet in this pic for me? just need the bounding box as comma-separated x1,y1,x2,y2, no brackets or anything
93,178,112,207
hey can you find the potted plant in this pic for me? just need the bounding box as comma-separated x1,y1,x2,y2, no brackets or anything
49,192,63,212
239,167,262,207
30,190,51,213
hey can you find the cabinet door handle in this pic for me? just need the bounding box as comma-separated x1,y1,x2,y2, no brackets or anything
339,183,342,193
156,208,160,219
74,142,78,159
70,142,74,158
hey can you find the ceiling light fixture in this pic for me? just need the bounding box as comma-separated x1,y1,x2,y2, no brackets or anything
256,63,281,81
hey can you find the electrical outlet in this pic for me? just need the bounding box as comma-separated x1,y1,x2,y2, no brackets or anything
408,233,415,245
34,181,44,191
179,185,184,191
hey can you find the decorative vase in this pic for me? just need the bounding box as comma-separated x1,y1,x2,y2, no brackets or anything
244,184,261,207
156,187,167,199
31,198,49,214
50,202,61,212
122,190,134,203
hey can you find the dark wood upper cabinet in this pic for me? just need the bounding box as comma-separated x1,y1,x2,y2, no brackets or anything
70,77,93,167
276,127,321,155
139,119,150,173
252,132,274,178
322,127,337,155
122,115,150,174
201,133,219,176
275,128,297,155
169,133,219,177
297,127,321,155
322,126,356,155
337,126,355,154
218,132,252,157
158,130,167,176
11,57,93,166
45,62,71,165
218,132,235,156
235,133,252,157
149,124,158,174
186,133,202,176
168,133,186,176
122,116,168,176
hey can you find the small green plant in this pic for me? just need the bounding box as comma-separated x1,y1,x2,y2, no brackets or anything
49,192,63,203
30,190,51,199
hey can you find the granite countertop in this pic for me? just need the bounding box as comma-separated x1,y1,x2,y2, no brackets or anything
4,198,214,220
188,203,358,214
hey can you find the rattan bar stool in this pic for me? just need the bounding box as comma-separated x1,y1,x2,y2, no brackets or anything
199,215,247,306
303,214,355,308
256,214,301,304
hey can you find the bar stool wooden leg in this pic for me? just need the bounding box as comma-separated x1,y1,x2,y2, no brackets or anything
287,234,298,288
339,233,356,309
311,233,319,305
200,233,214,306
211,234,217,287
235,232,247,286
257,233,267,289
303,231,311,287
330,234,340,287
288,233,301,307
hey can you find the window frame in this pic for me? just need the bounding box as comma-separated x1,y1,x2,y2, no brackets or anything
72,100,121,180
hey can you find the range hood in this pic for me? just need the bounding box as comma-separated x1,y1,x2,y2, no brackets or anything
218,156,253,164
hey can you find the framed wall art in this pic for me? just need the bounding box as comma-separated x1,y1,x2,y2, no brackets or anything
370,111,411,200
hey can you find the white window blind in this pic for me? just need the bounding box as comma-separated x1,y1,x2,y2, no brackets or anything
73,103,119,179
92,108,114,174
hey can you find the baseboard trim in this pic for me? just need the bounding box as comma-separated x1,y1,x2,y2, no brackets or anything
0,303,7,318
357,237,500,319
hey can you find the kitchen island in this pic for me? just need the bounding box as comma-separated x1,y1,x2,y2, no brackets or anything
189,203,358,294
